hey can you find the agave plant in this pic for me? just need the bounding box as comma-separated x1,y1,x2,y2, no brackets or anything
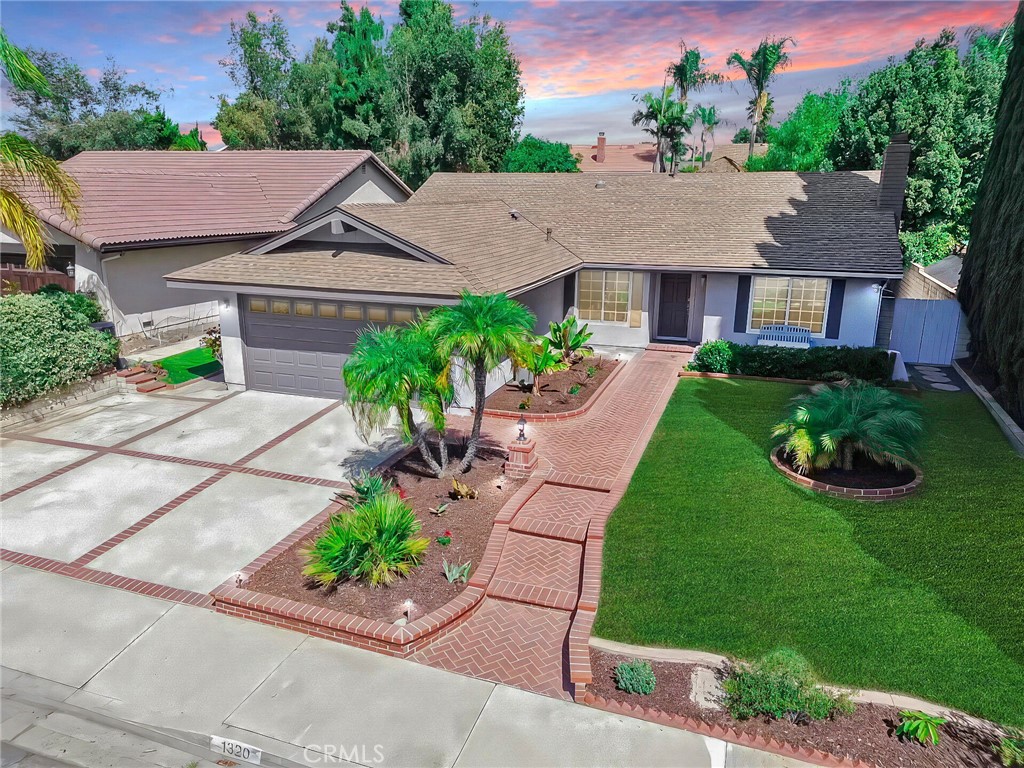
771,381,923,475
517,337,569,395
303,491,429,588
546,316,594,363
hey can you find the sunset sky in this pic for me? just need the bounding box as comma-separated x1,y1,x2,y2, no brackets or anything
1,1,1016,147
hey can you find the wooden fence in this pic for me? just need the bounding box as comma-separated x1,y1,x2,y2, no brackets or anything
1,264,74,294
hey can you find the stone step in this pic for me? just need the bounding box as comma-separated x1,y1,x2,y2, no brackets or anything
115,366,144,379
136,381,167,394
124,372,156,384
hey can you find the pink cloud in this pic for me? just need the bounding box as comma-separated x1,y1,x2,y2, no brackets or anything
154,34,179,44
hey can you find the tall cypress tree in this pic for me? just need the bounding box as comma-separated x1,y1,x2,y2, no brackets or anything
959,2,1023,420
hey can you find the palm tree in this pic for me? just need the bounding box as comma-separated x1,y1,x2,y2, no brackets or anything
343,320,452,477
727,36,795,159
745,94,774,143
0,28,79,270
429,291,535,472
670,41,723,102
633,83,693,173
696,104,720,168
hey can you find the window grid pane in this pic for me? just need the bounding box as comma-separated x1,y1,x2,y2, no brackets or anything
295,301,314,317
788,278,828,332
578,271,603,321
392,307,414,324
272,300,290,315
751,277,790,329
342,305,362,321
318,303,338,318
248,298,267,313
367,306,387,323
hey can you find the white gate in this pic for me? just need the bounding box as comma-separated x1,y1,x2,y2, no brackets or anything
889,298,964,365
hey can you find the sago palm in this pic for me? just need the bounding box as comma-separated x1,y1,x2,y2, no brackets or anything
429,291,536,471
343,320,452,477
727,36,795,159
0,28,79,270
772,381,923,475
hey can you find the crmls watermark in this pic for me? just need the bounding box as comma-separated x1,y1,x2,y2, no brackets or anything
303,744,385,764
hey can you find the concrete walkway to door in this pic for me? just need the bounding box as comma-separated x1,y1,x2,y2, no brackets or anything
414,349,690,699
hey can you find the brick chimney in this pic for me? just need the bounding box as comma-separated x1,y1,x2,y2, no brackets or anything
878,133,911,229
596,132,607,163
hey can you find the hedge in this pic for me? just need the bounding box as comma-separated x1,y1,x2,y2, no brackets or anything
33,284,105,323
688,340,894,383
1,293,119,406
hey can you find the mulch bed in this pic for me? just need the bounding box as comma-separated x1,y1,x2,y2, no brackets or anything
484,357,619,415
589,649,1004,768
779,451,916,489
245,441,524,622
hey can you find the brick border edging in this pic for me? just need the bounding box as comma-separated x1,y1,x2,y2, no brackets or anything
581,692,873,768
209,469,554,657
479,358,629,423
770,446,922,500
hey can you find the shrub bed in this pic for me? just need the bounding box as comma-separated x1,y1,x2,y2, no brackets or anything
1,292,119,406
688,340,894,383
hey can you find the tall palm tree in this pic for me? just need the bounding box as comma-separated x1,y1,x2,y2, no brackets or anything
727,36,795,158
633,83,693,173
429,291,535,472
670,41,723,102
343,320,452,477
745,94,774,143
696,105,720,168
0,28,79,270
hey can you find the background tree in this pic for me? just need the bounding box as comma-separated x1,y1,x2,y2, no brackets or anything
0,28,80,270
632,83,691,173
429,291,535,472
219,10,293,102
727,36,795,158
746,85,849,172
695,104,719,167
5,49,196,159
731,127,751,145
501,134,580,172
670,41,723,102
959,3,1023,422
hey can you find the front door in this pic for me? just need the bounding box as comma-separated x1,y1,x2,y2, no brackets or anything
658,274,691,338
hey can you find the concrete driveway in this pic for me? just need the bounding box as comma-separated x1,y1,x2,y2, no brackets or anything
1,386,401,595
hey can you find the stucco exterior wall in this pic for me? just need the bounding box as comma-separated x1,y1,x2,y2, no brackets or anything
517,277,566,334
701,273,883,348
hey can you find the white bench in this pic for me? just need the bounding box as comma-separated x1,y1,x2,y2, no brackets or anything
756,325,813,349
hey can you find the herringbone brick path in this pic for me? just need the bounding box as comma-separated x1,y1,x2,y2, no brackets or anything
415,350,689,699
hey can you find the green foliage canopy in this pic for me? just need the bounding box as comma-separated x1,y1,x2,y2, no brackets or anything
746,85,849,172
501,134,580,173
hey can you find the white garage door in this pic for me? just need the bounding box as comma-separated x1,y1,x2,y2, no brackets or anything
241,296,418,398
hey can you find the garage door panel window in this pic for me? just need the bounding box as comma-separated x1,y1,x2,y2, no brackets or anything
319,303,338,319
749,277,830,334
368,306,388,323
249,298,268,313
342,304,362,321
391,307,414,324
295,301,314,317
272,300,290,315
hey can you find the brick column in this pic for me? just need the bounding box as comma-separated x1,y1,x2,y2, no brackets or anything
504,439,537,479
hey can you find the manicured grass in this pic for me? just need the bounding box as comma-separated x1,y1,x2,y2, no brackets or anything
595,378,1024,725
154,346,221,385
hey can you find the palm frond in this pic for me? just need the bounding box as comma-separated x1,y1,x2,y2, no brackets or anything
0,187,49,270
0,29,51,97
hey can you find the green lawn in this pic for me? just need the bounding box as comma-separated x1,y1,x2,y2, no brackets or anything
595,378,1024,725
154,346,222,385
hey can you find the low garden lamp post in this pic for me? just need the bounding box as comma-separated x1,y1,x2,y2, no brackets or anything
505,415,537,478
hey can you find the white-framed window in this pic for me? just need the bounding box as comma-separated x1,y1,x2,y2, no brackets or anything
748,277,830,335
577,270,643,327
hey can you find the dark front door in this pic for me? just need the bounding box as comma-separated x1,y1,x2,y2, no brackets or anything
658,274,691,338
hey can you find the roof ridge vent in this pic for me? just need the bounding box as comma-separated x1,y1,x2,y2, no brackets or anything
509,209,521,220
595,180,606,189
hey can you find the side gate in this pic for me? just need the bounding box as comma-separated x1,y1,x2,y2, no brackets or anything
889,298,964,365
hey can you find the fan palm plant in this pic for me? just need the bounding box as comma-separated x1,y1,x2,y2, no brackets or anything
0,29,80,270
772,381,924,475
343,319,452,477
429,291,535,472
727,36,795,159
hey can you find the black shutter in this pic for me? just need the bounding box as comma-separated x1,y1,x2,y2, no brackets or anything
825,279,846,339
563,272,577,316
734,275,752,334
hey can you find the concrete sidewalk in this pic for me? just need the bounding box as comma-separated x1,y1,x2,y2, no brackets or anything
1,566,812,768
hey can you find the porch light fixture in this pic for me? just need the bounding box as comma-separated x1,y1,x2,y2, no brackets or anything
516,415,527,442
65,262,75,278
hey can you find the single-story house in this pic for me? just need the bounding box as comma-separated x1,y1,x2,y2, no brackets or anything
570,133,659,173
164,137,910,402
10,150,411,339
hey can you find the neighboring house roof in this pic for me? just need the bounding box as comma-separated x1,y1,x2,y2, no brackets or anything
410,171,902,276
710,143,769,164
169,200,581,297
569,142,658,173
699,156,745,173
22,150,411,252
920,254,962,292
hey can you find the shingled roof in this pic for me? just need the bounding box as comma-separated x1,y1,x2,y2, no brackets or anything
23,150,411,251
410,171,903,276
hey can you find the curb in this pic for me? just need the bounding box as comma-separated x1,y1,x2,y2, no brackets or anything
953,359,1024,457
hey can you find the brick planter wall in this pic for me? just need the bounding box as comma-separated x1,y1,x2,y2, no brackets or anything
770,447,922,500
480,357,629,423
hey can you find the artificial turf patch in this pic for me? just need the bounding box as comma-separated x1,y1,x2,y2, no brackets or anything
595,377,1024,726
154,346,222,385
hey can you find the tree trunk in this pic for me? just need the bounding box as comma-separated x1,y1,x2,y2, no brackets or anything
701,137,707,168
652,132,661,172
749,99,760,158
531,373,541,396
438,431,449,474
460,359,487,472
413,425,443,478
842,443,854,472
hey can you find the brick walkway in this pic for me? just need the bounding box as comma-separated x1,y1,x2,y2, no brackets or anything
413,349,689,698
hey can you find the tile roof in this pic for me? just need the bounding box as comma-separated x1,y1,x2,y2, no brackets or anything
409,171,903,276
23,150,409,251
569,142,658,173
166,200,582,296
710,143,770,163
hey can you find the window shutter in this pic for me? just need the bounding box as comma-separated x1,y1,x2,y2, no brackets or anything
734,275,751,334
825,279,846,339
